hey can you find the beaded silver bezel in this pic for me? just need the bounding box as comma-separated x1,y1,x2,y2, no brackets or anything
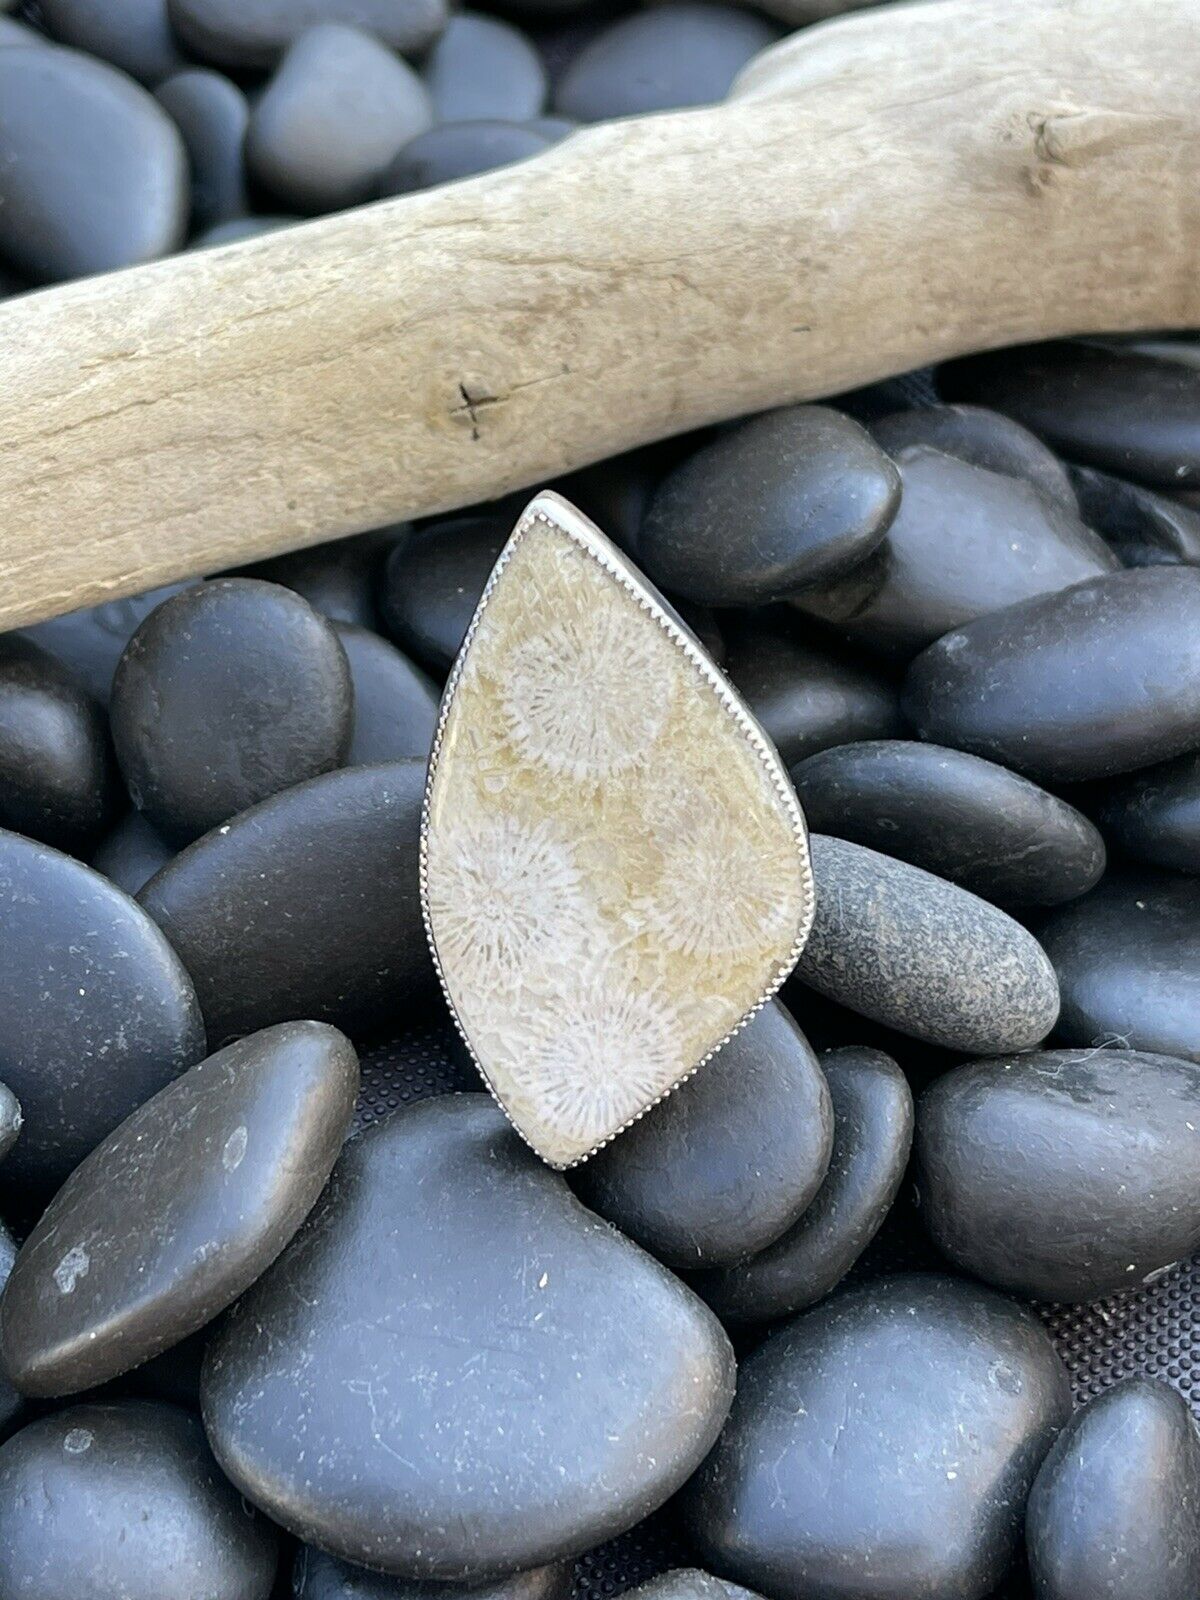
418,489,816,1168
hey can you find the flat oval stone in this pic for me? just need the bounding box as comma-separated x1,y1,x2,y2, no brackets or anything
1039,870,1200,1062
791,445,1119,659
941,340,1200,489
295,1550,574,1600
380,515,511,673
425,13,546,123
694,1046,913,1323
91,809,174,896
379,120,555,195
573,1000,833,1269
639,406,900,606
167,0,449,68
156,69,251,231
683,1273,1072,1600
0,1401,277,1600
0,46,188,284
1071,464,1200,568
201,1095,735,1578
722,619,904,767
554,3,779,120
1,1021,358,1397
1027,1379,1200,1600
20,582,199,705
871,402,1077,510
917,1048,1200,1301
796,834,1060,1052
0,636,120,854
0,831,205,1200
248,24,433,214
138,761,434,1045
111,578,353,843
41,0,186,83
336,624,439,766
903,568,1200,782
1096,753,1200,872
790,740,1105,905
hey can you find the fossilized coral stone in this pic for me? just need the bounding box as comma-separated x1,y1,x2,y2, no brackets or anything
421,492,814,1167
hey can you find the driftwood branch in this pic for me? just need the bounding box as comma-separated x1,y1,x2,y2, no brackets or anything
0,0,1197,628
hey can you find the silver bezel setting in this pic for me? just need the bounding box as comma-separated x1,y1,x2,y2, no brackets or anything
419,489,816,1168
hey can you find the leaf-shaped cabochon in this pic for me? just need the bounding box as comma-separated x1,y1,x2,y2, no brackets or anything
421,491,815,1167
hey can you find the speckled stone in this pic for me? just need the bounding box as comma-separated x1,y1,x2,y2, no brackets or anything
790,740,1105,906
1096,753,1200,872
573,999,832,1268
0,1402,278,1600
684,1274,1072,1600
294,1550,574,1600
917,1048,1200,1301
795,834,1060,1052
722,617,904,767
1027,1379,1200,1600
0,1022,359,1397
422,496,812,1166
0,830,205,1200
167,0,449,68
694,1046,912,1323
903,568,1200,782
871,402,1076,510
791,444,1118,659
1039,870,1200,1062
201,1095,735,1578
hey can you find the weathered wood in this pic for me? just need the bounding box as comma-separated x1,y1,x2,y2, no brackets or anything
0,0,1196,628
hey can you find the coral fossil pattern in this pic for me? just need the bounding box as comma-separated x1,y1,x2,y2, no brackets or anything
422,493,814,1168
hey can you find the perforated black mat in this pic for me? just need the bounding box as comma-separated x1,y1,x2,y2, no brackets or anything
356,1021,1200,1600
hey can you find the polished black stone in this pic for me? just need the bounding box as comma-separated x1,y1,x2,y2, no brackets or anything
918,1048,1200,1301
91,809,174,896
1027,1379,1200,1600
639,406,900,606
790,739,1105,905
722,618,904,767
871,402,1076,510
0,1022,358,1397
791,445,1118,659
380,514,510,674
796,834,1060,1053
0,830,205,1199
0,45,188,283
1096,752,1200,872
903,568,1200,782
0,1401,278,1600
1071,464,1200,567
41,0,186,84
0,635,120,854
1039,869,1200,1063
138,761,435,1045
294,1549,574,1600
111,578,353,843
237,531,392,629
942,340,1200,489
574,1000,833,1270
202,1095,735,1578
684,1274,1072,1600
337,624,439,767
694,1046,913,1323
156,69,251,233
247,23,432,214
167,0,449,68
554,3,778,121
425,13,546,123
20,582,198,706
380,120,555,195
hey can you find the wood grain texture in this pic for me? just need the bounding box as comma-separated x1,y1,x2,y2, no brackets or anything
0,0,1197,628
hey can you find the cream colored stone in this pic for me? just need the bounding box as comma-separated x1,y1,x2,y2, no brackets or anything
421,491,814,1167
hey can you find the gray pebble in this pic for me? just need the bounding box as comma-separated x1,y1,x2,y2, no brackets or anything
425,13,546,123
157,69,251,231
40,0,187,84
167,0,448,69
